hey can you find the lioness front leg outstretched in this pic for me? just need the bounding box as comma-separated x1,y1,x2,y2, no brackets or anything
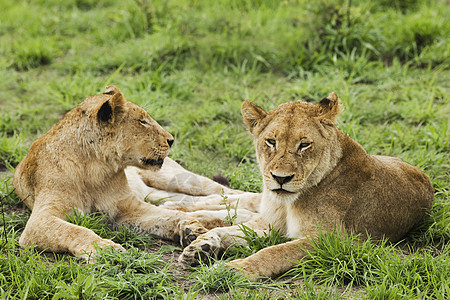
179,92,435,278
14,85,206,258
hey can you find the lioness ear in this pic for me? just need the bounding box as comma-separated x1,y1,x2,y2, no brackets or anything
241,100,267,134
98,100,113,123
97,85,125,123
316,92,343,125
103,85,120,96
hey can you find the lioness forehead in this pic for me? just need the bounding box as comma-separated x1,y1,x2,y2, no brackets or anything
270,101,316,117
127,101,149,117
80,93,148,116
268,101,316,124
260,101,323,138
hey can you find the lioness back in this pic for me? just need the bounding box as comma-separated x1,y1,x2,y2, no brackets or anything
348,154,434,241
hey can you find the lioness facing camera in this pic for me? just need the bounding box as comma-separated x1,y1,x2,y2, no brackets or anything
13,85,224,258
179,92,434,278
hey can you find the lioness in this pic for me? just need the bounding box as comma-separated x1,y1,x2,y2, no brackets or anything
14,85,234,258
179,92,434,278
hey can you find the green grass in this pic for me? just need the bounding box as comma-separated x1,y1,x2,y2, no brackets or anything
190,261,263,294
224,224,292,259
0,0,449,298
284,226,450,299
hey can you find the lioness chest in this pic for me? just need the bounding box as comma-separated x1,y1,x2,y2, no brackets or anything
285,205,322,238
260,193,335,239
260,179,355,239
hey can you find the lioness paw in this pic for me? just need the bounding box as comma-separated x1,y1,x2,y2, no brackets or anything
226,258,253,273
77,238,125,260
178,232,222,266
177,219,208,248
99,239,126,252
225,258,263,280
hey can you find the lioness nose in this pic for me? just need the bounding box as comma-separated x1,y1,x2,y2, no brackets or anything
167,139,174,148
271,173,294,185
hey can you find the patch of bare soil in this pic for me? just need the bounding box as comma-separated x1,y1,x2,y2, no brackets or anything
4,204,28,215
0,165,9,174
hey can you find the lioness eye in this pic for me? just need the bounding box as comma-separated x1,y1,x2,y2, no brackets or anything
298,142,311,151
139,120,149,125
265,139,276,147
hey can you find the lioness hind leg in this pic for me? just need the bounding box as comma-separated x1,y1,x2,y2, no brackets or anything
129,177,261,215
185,209,258,229
154,192,261,229
159,192,261,213
20,211,124,259
133,158,242,196
133,189,258,229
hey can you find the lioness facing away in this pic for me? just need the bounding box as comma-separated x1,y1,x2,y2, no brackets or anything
14,85,245,259
179,92,434,278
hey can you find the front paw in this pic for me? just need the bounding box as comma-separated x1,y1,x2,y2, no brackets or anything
225,258,261,279
178,232,222,266
177,219,208,247
96,238,126,251
77,238,125,260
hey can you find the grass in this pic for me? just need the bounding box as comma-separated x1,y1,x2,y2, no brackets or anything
0,0,449,298
224,224,292,259
190,261,263,294
284,226,450,299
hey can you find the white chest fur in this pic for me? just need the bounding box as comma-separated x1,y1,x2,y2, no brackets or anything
285,202,318,239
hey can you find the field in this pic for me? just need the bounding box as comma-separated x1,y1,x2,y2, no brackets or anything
0,0,449,299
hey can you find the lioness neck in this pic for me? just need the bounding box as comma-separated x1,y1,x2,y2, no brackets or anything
304,128,372,198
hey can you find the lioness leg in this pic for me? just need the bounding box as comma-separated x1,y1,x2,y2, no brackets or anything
226,238,313,278
186,209,258,229
133,186,261,214
126,165,245,206
20,210,124,259
180,223,314,278
158,192,261,213
179,217,269,266
131,158,242,196
127,171,261,227
115,196,209,247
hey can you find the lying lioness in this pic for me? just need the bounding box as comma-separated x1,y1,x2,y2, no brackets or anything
179,92,434,278
13,85,248,258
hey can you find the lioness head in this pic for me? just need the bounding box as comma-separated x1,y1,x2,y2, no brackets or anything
241,92,343,202
77,85,174,170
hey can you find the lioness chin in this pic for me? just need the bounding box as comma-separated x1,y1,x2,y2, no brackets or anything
13,85,215,258
179,92,434,278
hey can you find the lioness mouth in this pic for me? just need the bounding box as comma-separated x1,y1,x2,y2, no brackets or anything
272,188,295,194
141,157,164,166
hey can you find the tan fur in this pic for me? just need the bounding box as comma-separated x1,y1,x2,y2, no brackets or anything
179,92,434,278
125,161,261,229
13,85,212,258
